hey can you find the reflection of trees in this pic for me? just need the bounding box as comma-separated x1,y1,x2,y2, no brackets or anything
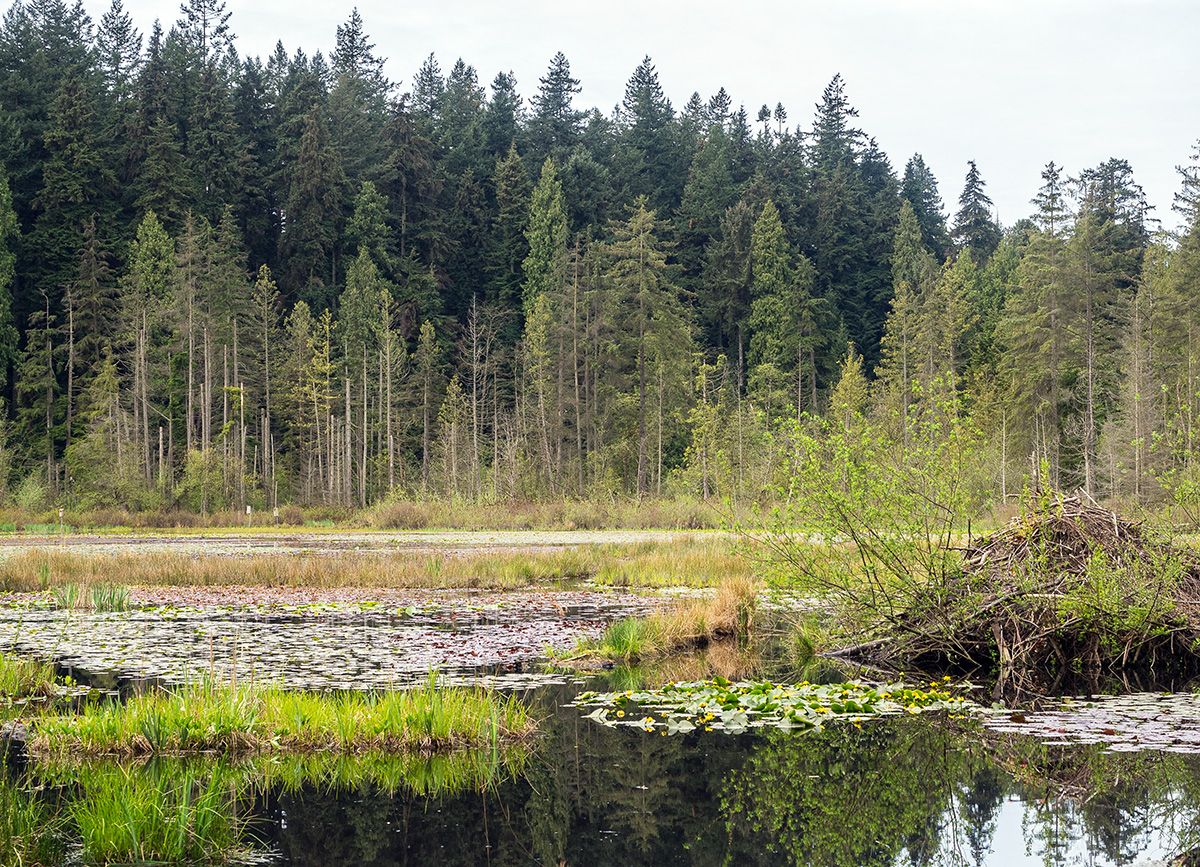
960,766,1005,865
719,721,969,867
24,692,1200,866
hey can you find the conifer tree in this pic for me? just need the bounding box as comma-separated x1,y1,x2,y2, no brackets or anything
521,158,568,313
952,160,1001,261
528,52,582,164
748,199,819,416
901,153,951,261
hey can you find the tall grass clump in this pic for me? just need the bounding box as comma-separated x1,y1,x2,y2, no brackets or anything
0,651,57,700
29,677,534,757
71,764,243,865
51,582,130,611
0,775,65,866
573,575,760,662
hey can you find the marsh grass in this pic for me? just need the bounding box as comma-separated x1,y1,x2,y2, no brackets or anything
50,582,130,611
71,764,244,865
571,576,761,662
0,539,747,591
0,496,730,532
0,775,65,866
29,676,534,758
0,651,57,700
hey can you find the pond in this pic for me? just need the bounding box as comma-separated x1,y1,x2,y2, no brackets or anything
4,588,1200,865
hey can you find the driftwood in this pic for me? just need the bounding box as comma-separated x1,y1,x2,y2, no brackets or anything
844,494,1200,685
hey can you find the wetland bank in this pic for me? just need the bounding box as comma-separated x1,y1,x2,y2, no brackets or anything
4,515,1200,866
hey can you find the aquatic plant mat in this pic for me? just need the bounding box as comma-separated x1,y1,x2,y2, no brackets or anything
846,494,1200,682
573,676,965,734
0,588,660,690
26,678,533,758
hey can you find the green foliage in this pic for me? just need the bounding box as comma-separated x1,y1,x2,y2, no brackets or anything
575,676,964,735
30,677,534,757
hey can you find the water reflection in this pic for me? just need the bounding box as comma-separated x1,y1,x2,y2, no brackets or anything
6,683,1200,865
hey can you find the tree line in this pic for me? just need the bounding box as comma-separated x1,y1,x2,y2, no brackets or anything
0,0,1197,513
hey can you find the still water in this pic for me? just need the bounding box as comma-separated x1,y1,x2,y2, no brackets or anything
7,679,1198,866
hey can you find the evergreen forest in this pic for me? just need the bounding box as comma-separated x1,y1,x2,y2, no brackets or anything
1,0,1198,517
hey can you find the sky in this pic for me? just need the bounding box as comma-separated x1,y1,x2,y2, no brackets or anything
104,0,1198,231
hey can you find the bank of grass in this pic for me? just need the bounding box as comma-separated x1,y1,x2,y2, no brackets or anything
570,576,760,663
0,650,57,701
28,677,534,758
0,538,747,591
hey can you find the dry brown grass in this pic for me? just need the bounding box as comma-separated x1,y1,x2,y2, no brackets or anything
570,575,762,662
0,539,750,592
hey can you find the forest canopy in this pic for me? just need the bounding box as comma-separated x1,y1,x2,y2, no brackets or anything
0,0,1198,514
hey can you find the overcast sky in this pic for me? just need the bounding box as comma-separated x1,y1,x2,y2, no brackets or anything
105,0,1198,230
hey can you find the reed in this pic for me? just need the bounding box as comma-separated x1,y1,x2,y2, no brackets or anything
572,575,761,662
28,676,534,758
0,650,57,700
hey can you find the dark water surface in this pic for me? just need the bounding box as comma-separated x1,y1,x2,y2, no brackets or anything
8,679,1200,866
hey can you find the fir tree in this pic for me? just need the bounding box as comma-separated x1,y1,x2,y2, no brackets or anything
900,153,950,261
521,157,568,312
952,160,1001,261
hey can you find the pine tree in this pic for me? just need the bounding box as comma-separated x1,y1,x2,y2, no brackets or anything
96,0,142,104
952,160,1001,261
604,197,692,494
482,71,521,157
134,117,191,230
345,180,393,273
280,107,344,308
30,73,116,301
1175,139,1200,231
486,143,530,318
616,56,683,212
877,201,937,437
0,168,20,373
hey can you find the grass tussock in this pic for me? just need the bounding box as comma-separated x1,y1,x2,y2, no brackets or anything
28,677,534,758
0,539,747,591
575,576,760,662
0,651,57,701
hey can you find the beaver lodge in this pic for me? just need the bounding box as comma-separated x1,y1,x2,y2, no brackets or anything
839,494,1200,687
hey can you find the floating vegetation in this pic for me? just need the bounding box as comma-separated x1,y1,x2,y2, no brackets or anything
980,691,1200,754
0,589,651,690
574,676,966,735
28,676,534,757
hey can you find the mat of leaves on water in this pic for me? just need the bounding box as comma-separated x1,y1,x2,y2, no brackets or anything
0,590,656,691
980,692,1200,753
573,676,966,735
